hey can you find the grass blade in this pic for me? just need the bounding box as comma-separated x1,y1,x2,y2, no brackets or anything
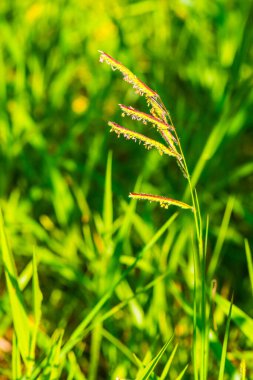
245,239,253,296
102,328,137,366
218,295,233,380
0,209,31,365
215,294,253,342
88,322,103,380
44,329,64,379
208,197,234,279
29,250,43,373
136,336,174,380
175,364,189,380
103,151,113,236
12,333,21,380
160,343,178,380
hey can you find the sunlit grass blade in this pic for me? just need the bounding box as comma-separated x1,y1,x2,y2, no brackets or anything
103,151,113,236
208,197,234,279
102,328,137,366
204,216,210,380
49,167,74,226
116,175,142,242
136,336,174,380
240,359,246,380
60,291,111,358
116,279,144,328
244,239,253,296
175,364,189,380
129,192,193,210
218,295,233,380
12,333,21,380
0,209,31,365
43,329,64,379
88,322,103,380
67,351,87,380
192,240,199,380
160,343,178,380
29,250,43,373
209,329,236,376
215,294,253,342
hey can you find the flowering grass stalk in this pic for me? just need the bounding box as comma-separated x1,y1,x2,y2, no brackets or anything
100,51,208,379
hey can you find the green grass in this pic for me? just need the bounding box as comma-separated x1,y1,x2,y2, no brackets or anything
0,0,253,379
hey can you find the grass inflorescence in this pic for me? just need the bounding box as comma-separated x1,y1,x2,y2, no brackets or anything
0,3,252,378
99,50,250,380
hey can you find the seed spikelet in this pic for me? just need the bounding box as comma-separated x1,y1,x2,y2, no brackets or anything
129,192,193,210
108,122,180,158
119,104,174,133
99,51,158,99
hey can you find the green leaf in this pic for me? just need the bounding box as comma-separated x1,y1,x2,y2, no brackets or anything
0,209,31,365
245,239,253,296
136,336,173,380
159,343,178,380
215,294,253,342
103,150,113,235
29,250,43,369
218,295,233,380
175,364,189,380
12,333,21,380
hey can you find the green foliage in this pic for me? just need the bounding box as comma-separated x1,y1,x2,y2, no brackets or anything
0,0,253,379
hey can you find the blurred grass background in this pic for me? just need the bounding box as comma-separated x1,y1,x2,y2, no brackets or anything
0,0,253,378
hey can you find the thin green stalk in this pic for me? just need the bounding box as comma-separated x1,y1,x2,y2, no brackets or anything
168,112,206,380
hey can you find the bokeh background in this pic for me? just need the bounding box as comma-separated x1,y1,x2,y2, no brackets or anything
0,0,253,378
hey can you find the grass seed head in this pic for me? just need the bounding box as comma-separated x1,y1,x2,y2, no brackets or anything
129,192,193,211
99,51,159,99
108,122,181,158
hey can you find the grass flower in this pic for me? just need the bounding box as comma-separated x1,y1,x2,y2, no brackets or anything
100,51,190,210
99,51,159,99
108,122,180,158
100,52,213,380
129,193,193,210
